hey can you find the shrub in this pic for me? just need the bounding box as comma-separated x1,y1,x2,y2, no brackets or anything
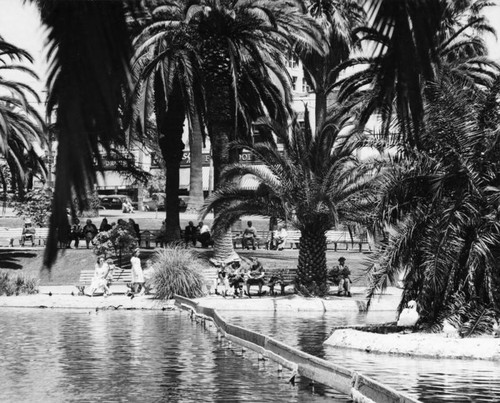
0,270,39,296
149,245,207,300
92,220,138,263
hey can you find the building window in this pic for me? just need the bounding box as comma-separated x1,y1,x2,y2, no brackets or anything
285,54,299,69
302,78,312,93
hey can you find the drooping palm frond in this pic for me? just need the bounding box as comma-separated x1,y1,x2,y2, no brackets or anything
338,0,499,147
35,0,133,266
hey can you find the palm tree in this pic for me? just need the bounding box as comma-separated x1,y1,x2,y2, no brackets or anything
336,0,499,146
131,1,206,241
302,0,364,130
0,37,46,201
130,0,298,244
202,108,381,296
366,78,500,330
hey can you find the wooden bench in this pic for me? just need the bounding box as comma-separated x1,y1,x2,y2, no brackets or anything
0,227,23,247
35,228,50,246
140,229,189,248
265,267,297,295
283,229,371,252
286,230,301,249
232,230,269,249
76,266,133,295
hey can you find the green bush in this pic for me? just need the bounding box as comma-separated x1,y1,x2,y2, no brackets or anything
0,270,39,296
149,245,207,300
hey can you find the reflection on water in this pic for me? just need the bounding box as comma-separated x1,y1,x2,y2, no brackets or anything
224,311,500,403
0,308,347,403
2,307,498,402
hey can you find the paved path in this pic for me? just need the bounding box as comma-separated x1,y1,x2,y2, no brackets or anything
0,285,402,312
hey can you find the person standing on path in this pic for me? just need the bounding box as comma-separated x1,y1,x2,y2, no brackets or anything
130,248,145,296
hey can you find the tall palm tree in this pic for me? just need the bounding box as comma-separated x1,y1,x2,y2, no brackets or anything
131,0,298,244
202,108,381,295
0,37,46,200
302,0,364,130
131,2,206,241
366,78,500,329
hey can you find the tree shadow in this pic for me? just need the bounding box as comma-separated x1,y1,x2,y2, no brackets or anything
0,250,38,270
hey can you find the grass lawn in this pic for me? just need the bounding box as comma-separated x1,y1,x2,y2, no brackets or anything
0,245,373,287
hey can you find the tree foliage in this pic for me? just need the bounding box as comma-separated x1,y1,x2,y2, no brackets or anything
366,78,500,329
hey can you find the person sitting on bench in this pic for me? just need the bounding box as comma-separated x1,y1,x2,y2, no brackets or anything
228,261,246,298
329,257,352,297
246,257,265,297
20,220,36,246
242,221,257,250
273,225,287,250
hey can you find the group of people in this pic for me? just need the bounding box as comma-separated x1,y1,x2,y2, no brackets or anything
215,257,266,298
88,248,152,297
66,217,140,249
183,221,212,248
240,221,288,251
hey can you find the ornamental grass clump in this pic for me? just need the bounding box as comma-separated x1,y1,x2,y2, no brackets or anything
150,245,206,300
0,270,39,296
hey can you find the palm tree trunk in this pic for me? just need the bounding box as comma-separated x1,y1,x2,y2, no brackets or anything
187,112,204,212
155,73,185,243
203,39,236,263
296,228,328,296
315,89,327,131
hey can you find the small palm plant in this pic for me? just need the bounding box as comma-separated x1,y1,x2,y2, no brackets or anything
202,108,382,296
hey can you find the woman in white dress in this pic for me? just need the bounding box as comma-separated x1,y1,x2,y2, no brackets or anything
88,256,111,297
130,249,145,296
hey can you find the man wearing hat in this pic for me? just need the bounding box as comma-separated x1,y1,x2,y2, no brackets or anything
329,257,352,297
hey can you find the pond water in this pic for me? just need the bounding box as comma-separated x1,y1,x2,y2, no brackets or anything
225,311,500,403
0,308,346,403
0,308,498,402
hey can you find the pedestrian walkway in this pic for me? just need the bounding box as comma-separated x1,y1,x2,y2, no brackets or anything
0,285,401,312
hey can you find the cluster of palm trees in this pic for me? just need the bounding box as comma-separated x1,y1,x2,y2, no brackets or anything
1,0,499,327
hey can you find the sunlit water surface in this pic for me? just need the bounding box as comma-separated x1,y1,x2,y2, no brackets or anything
225,311,500,403
0,308,346,403
0,308,498,402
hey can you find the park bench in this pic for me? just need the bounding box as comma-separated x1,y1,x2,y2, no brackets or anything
34,228,50,246
76,266,133,295
286,230,301,249
232,230,269,249
0,227,23,247
265,267,297,295
284,229,371,252
140,229,189,248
